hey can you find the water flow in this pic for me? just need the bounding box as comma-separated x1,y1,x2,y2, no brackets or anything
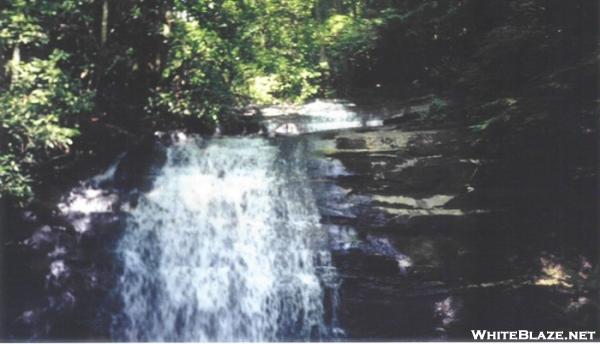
112,136,340,341
263,99,383,135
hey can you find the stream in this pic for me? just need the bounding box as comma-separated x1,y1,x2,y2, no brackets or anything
2,99,597,340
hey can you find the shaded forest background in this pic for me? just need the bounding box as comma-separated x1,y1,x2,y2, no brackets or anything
0,0,598,204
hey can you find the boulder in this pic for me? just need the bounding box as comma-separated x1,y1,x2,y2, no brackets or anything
113,135,167,192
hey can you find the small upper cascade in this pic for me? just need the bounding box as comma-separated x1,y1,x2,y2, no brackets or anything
262,99,383,135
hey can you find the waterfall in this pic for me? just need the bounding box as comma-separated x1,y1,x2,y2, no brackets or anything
112,135,340,341
263,99,383,135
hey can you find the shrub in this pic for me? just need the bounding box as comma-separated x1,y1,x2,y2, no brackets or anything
0,50,93,202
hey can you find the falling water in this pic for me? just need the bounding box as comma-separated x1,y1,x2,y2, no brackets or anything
263,99,383,135
111,135,341,341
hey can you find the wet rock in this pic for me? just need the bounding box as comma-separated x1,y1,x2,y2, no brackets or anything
434,296,463,330
114,135,167,192
330,155,478,198
24,226,55,252
79,212,129,255
336,137,367,150
46,260,70,288
182,116,217,136
383,111,421,125
329,129,415,153
220,112,264,135
12,308,50,339
47,290,76,312
360,207,495,233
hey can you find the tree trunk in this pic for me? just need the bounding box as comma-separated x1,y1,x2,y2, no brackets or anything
315,0,327,64
101,0,108,46
10,43,20,85
332,0,343,13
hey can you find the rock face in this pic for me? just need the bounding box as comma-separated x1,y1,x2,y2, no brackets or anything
113,134,167,192
382,111,421,126
219,110,264,136
305,120,597,339
1,149,135,340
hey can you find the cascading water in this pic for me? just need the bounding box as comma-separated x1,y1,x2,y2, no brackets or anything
262,100,383,135
111,135,341,341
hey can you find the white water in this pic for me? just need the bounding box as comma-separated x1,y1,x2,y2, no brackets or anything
264,100,383,135
57,154,124,233
113,135,340,341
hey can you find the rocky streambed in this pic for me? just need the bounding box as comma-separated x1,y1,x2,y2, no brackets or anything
1,98,597,340
307,125,597,339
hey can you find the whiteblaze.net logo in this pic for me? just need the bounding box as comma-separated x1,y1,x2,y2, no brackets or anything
471,330,597,341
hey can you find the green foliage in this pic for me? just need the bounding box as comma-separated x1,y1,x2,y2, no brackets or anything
242,65,322,105
0,155,32,201
321,14,377,61
2,0,592,205
1,0,342,202
233,0,323,104
151,18,236,124
0,0,48,48
0,50,93,202
149,0,326,113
